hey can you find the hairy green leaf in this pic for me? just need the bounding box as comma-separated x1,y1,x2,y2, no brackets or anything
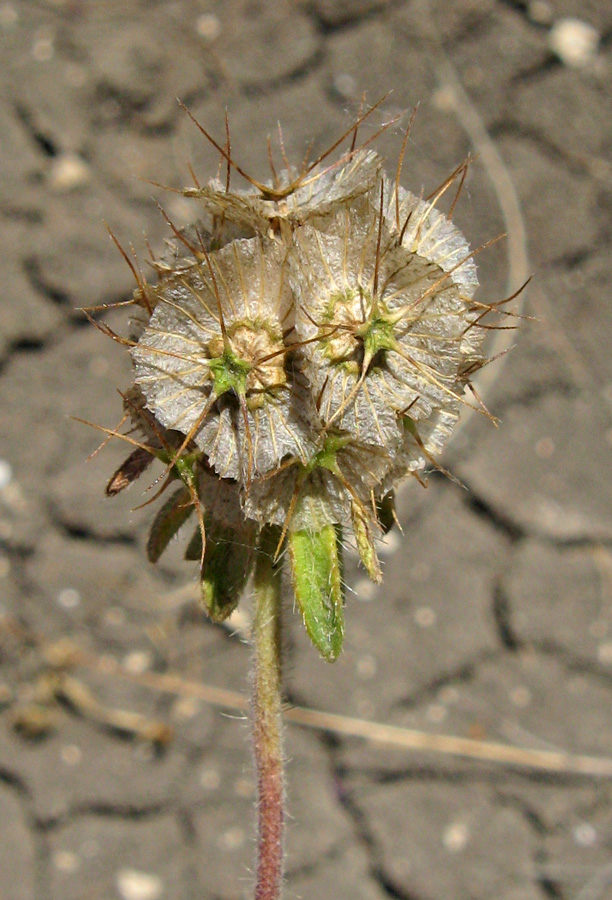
288,524,344,662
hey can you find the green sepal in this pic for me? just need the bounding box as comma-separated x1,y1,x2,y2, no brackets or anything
288,524,345,662
361,317,397,357
351,501,382,583
147,486,194,563
209,349,251,398
155,450,199,484
188,518,255,622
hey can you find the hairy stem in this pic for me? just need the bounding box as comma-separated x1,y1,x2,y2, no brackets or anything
252,526,285,900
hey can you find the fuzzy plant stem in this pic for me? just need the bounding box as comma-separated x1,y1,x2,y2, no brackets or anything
252,526,285,900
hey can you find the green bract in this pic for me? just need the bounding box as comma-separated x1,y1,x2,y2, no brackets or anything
289,525,344,662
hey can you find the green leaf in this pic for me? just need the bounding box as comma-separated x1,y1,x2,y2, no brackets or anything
288,524,344,662
189,518,255,622
147,486,194,563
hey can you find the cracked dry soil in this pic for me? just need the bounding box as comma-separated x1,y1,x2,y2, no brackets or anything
1,1,612,899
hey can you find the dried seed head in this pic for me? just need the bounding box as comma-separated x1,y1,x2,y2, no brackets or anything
94,103,520,660
183,148,382,239
131,236,315,484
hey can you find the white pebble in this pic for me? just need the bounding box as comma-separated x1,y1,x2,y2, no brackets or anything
527,0,552,25
549,18,599,68
597,641,612,665
218,827,245,851
199,767,221,790
573,822,597,847
122,650,153,674
442,820,469,852
57,588,81,609
354,577,377,602
195,14,221,40
509,685,531,708
32,34,54,61
233,777,254,798
356,654,377,680
60,744,82,766
414,606,436,628
116,868,163,900
53,850,80,872
171,696,200,721
48,153,91,192
333,73,357,100
426,703,447,724
378,530,400,557
0,460,12,489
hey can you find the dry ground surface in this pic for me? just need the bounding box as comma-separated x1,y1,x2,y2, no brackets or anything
1,1,612,899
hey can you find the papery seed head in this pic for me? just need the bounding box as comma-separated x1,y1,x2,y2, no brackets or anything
183,148,382,239
94,104,521,651
131,236,315,484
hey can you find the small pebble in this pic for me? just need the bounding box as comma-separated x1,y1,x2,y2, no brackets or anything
48,153,91,192
527,0,552,25
116,868,163,900
333,73,357,101
432,86,456,112
426,703,447,724
171,696,200,721
354,577,377,602
0,460,13,489
218,827,245,851
233,777,254,798
597,641,612,665
573,822,597,847
509,685,531,708
195,13,221,40
199,767,221,790
414,606,436,628
442,821,469,852
378,529,400,557
53,850,80,873
0,682,13,705
57,587,81,609
60,744,82,766
356,654,377,680
122,650,153,674
32,32,54,61
549,18,599,68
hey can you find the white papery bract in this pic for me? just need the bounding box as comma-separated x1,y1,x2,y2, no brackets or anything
183,149,382,238
131,236,315,483
289,178,484,458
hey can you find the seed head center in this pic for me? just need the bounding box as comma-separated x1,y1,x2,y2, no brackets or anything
207,320,286,408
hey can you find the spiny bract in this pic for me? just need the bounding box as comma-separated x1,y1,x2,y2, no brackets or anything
95,103,511,661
